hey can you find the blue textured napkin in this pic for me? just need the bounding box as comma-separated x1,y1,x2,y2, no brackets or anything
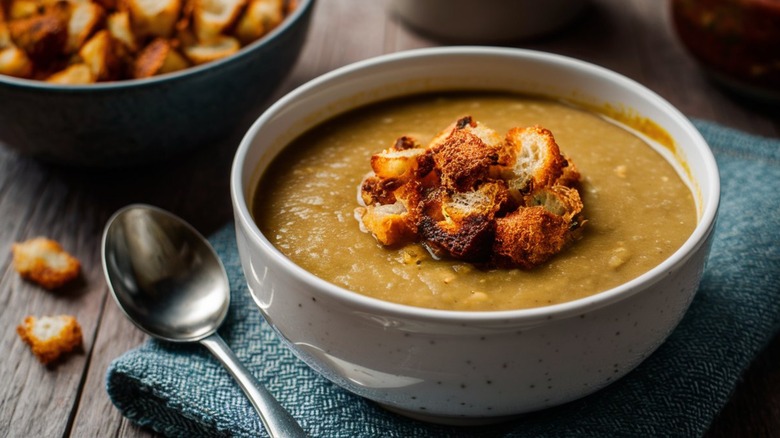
106,120,780,437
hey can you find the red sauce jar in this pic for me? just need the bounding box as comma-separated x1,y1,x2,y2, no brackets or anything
671,0,780,101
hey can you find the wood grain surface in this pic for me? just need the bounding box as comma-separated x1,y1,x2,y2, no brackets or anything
1,0,778,436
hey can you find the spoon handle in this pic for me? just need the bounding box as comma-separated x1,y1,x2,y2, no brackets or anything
201,333,307,438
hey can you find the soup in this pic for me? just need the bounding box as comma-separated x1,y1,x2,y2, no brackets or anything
252,93,696,311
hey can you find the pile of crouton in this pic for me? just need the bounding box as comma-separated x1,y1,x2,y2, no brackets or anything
356,116,586,269
0,0,293,83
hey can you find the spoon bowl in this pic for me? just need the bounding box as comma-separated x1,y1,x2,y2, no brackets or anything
102,204,305,437
102,205,229,342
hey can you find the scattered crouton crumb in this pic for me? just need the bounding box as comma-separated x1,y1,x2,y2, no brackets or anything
12,237,81,289
17,315,83,365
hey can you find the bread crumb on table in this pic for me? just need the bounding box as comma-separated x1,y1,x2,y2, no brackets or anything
12,237,80,289
17,315,84,365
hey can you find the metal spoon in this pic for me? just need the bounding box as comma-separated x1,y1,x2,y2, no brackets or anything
101,204,306,438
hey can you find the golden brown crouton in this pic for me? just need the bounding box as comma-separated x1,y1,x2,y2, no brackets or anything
440,181,509,223
234,0,282,45
106,10,137,51
0,22,12,49
430,128,504,192
66,1,105,54
0,0,292,81
525,184,583,222
125,0,182,39
133,37,189,78
428,116,504,151
360,173,397,206
7,0,41,20
45,62,95,83
8,10,68,64
93,0,118,9
557,156,581,188
17,315,83,364
503,125,566,195
370,146,427,183
418,182,510,261
182,33,239,64
358,180,423,246
419,204,494,262
79,29,119,80
192,0,246,44
428,115,472,149
492,206,571,269
356,117,585,269
358,202,417,246
12,237,81,289
0,46,34,77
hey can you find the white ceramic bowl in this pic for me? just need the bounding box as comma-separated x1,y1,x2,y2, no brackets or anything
231,47,720,424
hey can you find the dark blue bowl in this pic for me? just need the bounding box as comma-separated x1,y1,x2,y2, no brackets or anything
0,0,314,167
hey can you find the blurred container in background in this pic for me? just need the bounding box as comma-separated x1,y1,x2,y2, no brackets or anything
390,0,588,43
671,0,780,104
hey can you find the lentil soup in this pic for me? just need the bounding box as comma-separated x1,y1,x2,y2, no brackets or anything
252,93,696,311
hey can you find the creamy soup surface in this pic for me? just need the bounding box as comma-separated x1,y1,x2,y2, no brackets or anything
253,93,696,311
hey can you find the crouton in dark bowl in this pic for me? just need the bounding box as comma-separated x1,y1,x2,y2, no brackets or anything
231,47,720,424
0,0,314,167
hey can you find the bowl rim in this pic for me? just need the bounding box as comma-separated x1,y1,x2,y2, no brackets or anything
231,46,721,323
0,0,314,91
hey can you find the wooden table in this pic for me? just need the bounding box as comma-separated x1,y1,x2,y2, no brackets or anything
2,0,778,436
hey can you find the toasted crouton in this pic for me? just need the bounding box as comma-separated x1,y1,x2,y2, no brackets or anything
556,157,581,188
525,184,583,223
93,0,117,9
12,237,81,289
0,22,12,49
0,46,34,77
370,146,427,183
234,0,282,45
430,128,504,192
66,1,105,53
1,0,291,81
192,0,246,43
428,116,504,151
428,116,473,149
358,181,422,245
125,0,182,39
419,208,494,261
360,173,395,206
7,0,41,20
45,62,95,83
357,201,417,246
503,125,566,195
182,33,238,64
356,117,586,269
8,10,68,64
17,315,83,364
79,29,119,80
441,181,510,222
157,45,189,73
492,206,570,269
106,11,137,51
133,37,189,78
417,183,508,261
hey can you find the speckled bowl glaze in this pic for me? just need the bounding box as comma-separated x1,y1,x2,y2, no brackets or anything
231,47,720,424
0,0,313,168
